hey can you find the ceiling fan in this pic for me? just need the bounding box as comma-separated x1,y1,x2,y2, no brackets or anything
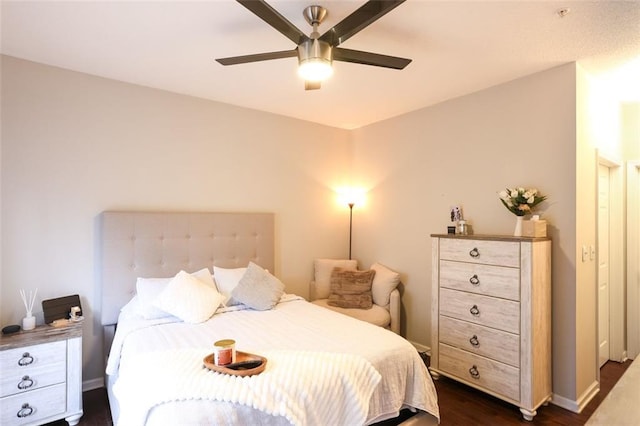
216,0,412,90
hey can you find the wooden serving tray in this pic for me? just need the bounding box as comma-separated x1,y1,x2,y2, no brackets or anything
203,350,267,376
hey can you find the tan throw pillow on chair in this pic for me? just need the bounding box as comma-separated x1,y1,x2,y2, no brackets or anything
314,259,358,299
328,268,376,309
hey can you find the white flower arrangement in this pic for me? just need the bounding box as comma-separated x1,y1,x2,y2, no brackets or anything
498,187,547,217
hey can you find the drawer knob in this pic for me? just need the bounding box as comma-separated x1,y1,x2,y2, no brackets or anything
469,335,480,347
469,275,480,286
469,248,480,258
469,305,480,316
18,352,34,366
469,365,480,379
17,403,34,418
18,376,34,390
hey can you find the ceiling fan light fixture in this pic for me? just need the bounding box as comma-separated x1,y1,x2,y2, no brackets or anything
297,39,333,81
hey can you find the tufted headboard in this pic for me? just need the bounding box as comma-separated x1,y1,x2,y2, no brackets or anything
100,211,274,326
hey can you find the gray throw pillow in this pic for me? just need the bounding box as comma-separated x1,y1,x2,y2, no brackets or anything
232,262,285,311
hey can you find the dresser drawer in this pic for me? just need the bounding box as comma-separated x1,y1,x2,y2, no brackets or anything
440,288,520,334
439,239,520,267
0,341,66,398
439,343,520,401
440,260,520,301
0,383,66,425
439,316,520,367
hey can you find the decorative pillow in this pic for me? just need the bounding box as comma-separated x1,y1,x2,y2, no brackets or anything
313,259,358,299
213,266,247,306
153,270,225,323
136,268,214,319
370,262,401,307
231,262,285,311
120,295,140,316
327,268,376,309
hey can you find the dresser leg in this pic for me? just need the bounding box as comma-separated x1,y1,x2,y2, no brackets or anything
519,407,536,421
65,411,83,426
428,368,440,380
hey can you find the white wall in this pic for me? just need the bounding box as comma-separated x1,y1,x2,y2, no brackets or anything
1,55,351,381
351,64,579,400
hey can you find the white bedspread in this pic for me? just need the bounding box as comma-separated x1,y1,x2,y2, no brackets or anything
114,349,381,426
107,295,439,425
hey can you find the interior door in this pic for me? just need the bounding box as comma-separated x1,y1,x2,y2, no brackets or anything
598,163,611,367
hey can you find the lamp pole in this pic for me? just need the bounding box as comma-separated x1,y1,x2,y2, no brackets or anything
348,202,354,260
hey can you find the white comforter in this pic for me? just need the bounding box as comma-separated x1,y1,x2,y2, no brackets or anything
107,295,439,425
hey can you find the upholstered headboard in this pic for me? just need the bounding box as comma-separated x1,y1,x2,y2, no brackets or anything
100,211,274,326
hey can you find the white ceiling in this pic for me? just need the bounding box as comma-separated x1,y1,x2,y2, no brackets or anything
2,1,639,129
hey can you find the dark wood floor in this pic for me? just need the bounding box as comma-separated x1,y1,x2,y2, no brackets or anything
433,359,632,425
50,358,631,425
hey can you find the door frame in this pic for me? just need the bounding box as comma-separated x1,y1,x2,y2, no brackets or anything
627,161,640,359
596,153,625,363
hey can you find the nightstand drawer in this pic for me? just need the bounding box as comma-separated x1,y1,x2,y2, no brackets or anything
439,316,520,367
0,383,66,425
439,239,520,267
440,260,520,301
440,288,520,334
0,341,66,397
439,343,520,402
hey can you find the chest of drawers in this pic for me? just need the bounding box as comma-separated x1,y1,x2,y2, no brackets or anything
430,235,551,421
0,323,83,426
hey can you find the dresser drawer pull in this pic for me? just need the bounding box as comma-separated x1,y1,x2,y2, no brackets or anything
469,274,480,285
18,376,34,390
469,305,480,316
469,335,480,347
469,248,480,258
18,352,34,366
469,365,480,379
17,403,34,418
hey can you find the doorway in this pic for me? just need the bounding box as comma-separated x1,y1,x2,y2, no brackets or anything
596,154,625,367
627,161,640,359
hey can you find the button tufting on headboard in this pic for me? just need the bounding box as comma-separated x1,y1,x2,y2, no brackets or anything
100,211,274,326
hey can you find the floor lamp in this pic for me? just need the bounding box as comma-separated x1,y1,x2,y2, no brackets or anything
348,202,354,260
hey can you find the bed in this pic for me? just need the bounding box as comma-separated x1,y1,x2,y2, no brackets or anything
100,211,439,425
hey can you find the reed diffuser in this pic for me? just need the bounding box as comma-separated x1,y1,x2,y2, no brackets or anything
20,288,38,331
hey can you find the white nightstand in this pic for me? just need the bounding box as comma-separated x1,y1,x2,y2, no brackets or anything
0,322,83,426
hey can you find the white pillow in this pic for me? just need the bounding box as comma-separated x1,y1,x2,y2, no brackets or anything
120,295,140,315
370,262,401,307
232,262,285,311
153,270,225,323
314,259,358,299
136,268,214,319
213,266,247,306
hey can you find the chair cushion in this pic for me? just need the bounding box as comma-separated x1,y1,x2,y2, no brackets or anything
311,298,391,328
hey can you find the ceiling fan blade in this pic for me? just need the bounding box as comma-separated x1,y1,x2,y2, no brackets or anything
333,47,411,70
319,0,405,47
305,81,321,90
216,49,297,66
237,0,308,45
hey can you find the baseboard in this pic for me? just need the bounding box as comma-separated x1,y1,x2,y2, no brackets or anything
409,340,431,357
83,377,105,392
551,379,599,414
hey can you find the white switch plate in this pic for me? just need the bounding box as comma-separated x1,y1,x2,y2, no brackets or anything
582,246,589,262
